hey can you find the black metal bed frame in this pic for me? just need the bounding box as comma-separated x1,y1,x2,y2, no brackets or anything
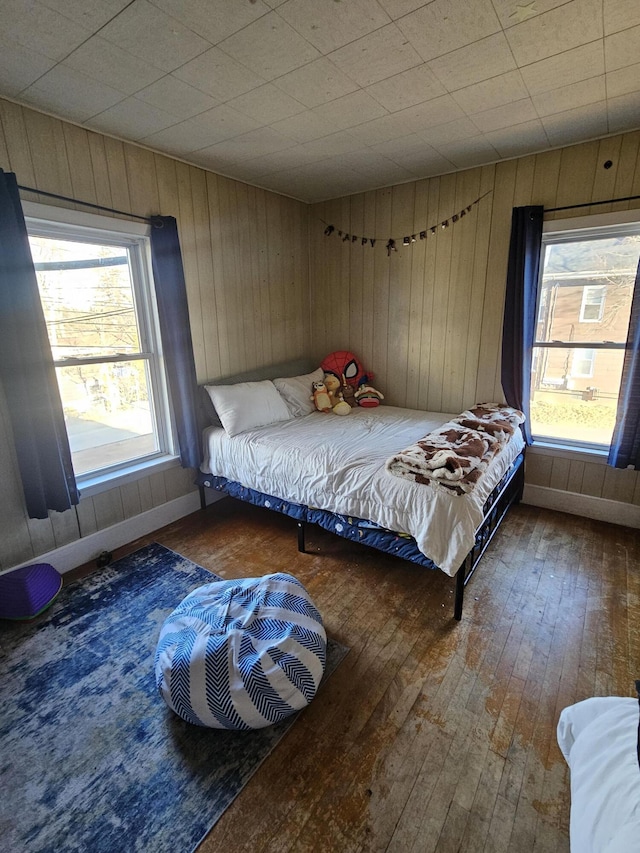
198,450,525,621
451,450,525,619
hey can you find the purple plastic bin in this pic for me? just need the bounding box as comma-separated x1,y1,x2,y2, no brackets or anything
0,563,62,620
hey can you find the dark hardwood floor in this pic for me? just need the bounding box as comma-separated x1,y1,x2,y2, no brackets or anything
69,497,640,852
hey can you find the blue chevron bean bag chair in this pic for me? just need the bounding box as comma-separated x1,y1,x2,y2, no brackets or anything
155,573,327,729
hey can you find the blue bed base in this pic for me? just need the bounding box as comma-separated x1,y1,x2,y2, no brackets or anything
197,451,525,620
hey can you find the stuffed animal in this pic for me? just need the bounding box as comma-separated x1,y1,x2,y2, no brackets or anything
321,350,371,394
310,381,332,413
323,373,351,415
354,384,385,408
321,350,383,409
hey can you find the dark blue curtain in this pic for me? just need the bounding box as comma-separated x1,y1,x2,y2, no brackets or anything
608,258,640,469
0,170,79,518
501,205,544,445
150,216,202,468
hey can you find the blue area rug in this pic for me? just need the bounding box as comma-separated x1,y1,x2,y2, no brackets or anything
0,543,348,853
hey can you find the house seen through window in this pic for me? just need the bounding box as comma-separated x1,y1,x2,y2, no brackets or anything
25,203,175,486
531,213,640,451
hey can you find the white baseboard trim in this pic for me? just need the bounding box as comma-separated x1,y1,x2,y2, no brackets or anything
522,484,640,529
7,488,224,576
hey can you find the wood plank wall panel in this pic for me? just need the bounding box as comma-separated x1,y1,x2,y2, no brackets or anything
309,129,640,507
0,98,310,570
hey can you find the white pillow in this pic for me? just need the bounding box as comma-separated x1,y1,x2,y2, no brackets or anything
205,380,291,436
273,367,324,417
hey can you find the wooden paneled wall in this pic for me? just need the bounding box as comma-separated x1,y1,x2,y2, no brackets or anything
0,98,310,570
309,130,640,508
1,95,639,570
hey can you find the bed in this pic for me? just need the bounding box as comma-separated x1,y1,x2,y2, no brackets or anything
196,359,526,620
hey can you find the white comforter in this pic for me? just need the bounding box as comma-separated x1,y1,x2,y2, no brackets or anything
200,405,524,576
557,697,640,852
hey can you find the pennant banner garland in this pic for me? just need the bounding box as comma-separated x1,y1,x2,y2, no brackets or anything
321,190,492,256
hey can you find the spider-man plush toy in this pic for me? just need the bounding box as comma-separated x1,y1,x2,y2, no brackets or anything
320,350,370,390
320,350,384,407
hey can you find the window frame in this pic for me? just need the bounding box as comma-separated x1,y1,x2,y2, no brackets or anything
579,285,606,322
571,347,596,378
23,201,178,495
532,207,640,454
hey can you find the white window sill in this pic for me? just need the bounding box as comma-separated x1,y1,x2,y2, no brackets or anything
77,454,181,499
529,440,609,464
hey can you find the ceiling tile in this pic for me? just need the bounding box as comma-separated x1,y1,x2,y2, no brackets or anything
328,24,422,87
173,47,266,101
520,41,604,96
607,91,640,132
217,11,320,81
277,0,391,53
98,0,212,73
541,102,608,145
3,0,92,62
312,91,388,132
434,136,500,169
471,98,538,133
490,0,570,29
368,132,426,158
273,58,358,108
397,0,502,62
299,131,363,158
419,117,484,147
427,33,517,92
366,64,447,113
196,126,293,162
386,144,456,176
395,94,465,134
270,111,338,143
87,97,177,139
506,0,604,66
134,75,219,120
605,25,640,72
0,38,55,97
533,76,606,117
228,145,327,178
142,104,256,152
149,0,271,44
205,158,271,183
452,71,529,114
227,84,306,125
1,0,640,203
64,36,166,96
40,0,133,31
21,65,125,123
603,0,640,35
484,119,551,157
256,161,371,201
334,150,415,181
348,113,415,145
376,0,427,18
607,62,640,98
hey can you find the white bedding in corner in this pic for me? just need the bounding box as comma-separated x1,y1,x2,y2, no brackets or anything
557,697,640,852
200,405,524,575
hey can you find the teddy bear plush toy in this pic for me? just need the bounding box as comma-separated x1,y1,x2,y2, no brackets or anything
323,373,351,416
310,381,333,413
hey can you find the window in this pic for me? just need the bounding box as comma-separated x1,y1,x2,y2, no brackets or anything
24,202,176,489
579,285,606,322
531,209,640,451
571,348,596,378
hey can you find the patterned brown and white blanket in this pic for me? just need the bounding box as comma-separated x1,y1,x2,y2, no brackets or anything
385,403,525,495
